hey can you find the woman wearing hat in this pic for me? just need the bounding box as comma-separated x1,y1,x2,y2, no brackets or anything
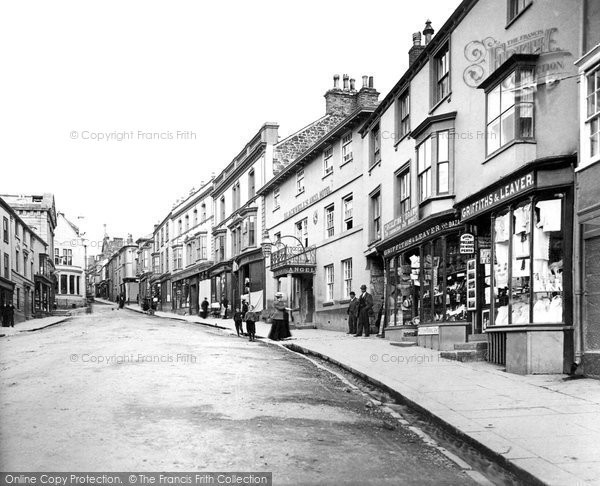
268,292,292,341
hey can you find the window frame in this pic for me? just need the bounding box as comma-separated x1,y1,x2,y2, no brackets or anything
396,165,411,216
342,133,353,164
417,137,432,202
324,264,334,302
397,90,410,140
433,43,451,106
342,258,352,299
323,146,334,176
485,65,536,157
370,188,382,243
342,194,353,231
296,169,305,195
370,124,382,168
586,66,600,162
507,0,533,25
325,204,335,238
273,187,280,210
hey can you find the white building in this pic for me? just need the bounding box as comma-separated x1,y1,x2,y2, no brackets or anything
53,213,87,308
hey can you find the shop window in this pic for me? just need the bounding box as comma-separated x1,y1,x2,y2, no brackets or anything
492,197,563,326
342,258,352,298
421,243,433,322
325,205,334,238
417,138,432,201
343,195,353,230
486,67,535,155
587,67,600,158
325,264,334,302
342,133,353,163
444,235,468,320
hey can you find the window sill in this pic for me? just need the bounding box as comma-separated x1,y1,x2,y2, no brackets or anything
322,301,334,307
296,189,305,198
273,206,280,212
483,139,536,164
339,298,351,305
322,171,333,181
340,158,353,169
393,132,411,149
368,160,382,174
418,194,455,206
505,1,533,29
429,92,452,115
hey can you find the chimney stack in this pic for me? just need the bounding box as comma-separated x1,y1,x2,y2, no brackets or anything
357,74,380,108
350,78,356,91
408,31,425,65
423,20,434,45
325,73,358,115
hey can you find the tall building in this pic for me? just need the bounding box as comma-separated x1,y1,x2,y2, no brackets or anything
53,213,87,308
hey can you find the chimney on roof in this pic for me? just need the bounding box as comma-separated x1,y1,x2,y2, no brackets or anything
127,233,133,244
423,19,434,45
350,78,356,91
408,31,425,65
357,74,380,108
324,73,358,116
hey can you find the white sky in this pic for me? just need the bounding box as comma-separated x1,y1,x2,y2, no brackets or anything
0,0,461,254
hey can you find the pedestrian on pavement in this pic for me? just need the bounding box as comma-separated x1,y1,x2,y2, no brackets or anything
7,303,15,327
200,297,209,318
1,303,7,327
355,284,373,337
268,292,291,341
244,304,258,342
221,297,229,319
347,291,359,335
241,299,249,315
233,307,244,336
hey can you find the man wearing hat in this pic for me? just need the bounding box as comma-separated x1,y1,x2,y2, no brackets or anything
355,284,374,337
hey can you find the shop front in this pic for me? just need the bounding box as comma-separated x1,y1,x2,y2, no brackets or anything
34,274,53,315
382,214,467,350
171,262,212,315
457,160,575,374
269,245,317,326
234,249,265,313
209,261,232,315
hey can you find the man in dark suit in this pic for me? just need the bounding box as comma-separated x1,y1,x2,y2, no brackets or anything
355,284,373,337
347,291,359,335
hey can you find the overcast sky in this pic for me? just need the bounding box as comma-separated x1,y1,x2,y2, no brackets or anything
0,0,461,254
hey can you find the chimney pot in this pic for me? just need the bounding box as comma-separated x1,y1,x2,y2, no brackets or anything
343,74,349,90
423,20,434,45
350,78,356,91
413,32,422,46
368,76,374,88
362,75,368,88
333,74,340,89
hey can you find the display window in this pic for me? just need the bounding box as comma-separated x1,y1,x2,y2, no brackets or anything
385,233,468,326
491,195,564,326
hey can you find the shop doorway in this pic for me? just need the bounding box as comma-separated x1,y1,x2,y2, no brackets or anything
292,275,314,324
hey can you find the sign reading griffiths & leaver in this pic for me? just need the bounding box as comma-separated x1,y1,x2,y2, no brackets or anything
460,172,535,221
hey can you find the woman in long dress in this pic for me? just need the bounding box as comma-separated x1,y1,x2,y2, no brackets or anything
268,292,287,341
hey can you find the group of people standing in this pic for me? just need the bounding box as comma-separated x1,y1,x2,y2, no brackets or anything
1,302,15,327
233,299,258,341
346,284,374,337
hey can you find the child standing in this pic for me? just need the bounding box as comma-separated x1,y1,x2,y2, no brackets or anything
244,305,257,342
233,307,244,336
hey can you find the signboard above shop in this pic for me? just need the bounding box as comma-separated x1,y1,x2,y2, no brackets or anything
384,207,419,239
459,172,535,221
460,233,475,254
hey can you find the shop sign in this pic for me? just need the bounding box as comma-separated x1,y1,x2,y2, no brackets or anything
284,186,332,219
480,248,492,264
478,237,491,249
459,172,535,221
418,326,439,335
273,265,316,278
383,219,462,257
383,207,420,239
459,233,475,254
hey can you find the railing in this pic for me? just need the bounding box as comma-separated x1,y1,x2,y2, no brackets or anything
487,331,506,365
271,245,316,270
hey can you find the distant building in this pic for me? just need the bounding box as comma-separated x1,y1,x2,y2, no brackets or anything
53,213,87,308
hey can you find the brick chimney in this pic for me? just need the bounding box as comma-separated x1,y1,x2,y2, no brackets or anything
324,74,358,115
356,75,379,108
408,32,425,65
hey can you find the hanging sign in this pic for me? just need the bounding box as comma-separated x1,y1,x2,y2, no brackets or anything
460,233,475,254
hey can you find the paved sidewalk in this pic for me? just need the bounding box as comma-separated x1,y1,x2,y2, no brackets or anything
98,298,600,485
0,315,71,337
